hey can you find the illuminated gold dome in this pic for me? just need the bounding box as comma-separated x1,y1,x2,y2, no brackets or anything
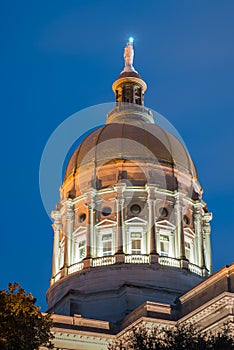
65,123,196,180
63,121,198,200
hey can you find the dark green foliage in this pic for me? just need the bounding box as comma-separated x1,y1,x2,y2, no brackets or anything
108,323,234,350
0,283,54,350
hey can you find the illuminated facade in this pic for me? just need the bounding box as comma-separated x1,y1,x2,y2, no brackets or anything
44,41,233,349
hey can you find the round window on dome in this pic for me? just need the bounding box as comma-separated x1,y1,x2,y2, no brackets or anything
102,207,112,216
183,215,190,225
159,207,168,217
78,213,86,223
130,204,141,215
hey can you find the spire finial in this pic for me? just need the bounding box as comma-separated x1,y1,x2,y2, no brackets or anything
123,37,137,73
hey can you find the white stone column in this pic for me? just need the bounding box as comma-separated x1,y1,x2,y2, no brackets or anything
194,203,204,269
114,183,126,257
51,210,61,278
85,189,96,260
203,212,212,274
64,199,74,274
174,194,186,261
146,185,158,262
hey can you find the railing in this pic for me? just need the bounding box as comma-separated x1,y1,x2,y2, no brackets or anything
92,256,116,267
68,262,84,275
158,256,180,268
188,263,203,276
51,256,204,284
125,254,150,264
51,272,61,285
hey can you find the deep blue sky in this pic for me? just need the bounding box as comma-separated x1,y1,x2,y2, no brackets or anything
1,1,234,311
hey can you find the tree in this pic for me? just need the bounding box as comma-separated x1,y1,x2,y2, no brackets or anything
108,323,234,350
0,283,54,350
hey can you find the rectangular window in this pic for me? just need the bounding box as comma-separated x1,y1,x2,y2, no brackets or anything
131,239,141,254
103,241,112,256
102,233,112,256
78,240,86,260
160,235,169,256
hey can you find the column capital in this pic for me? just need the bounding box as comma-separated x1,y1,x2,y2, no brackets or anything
51,210,62,230
174,191,185,200
203,212,212,222
51,210,61,220
146,184,158,196
86,188,96,209
66,197,74,207
53,222,62,231
114,182,126,194
193,201,203,210
86,188,96,201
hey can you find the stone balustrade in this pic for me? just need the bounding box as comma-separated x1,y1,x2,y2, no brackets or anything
51,255,204,285
125,254,150,264
68,262,84,275
158,256,180,268
92,256,116,267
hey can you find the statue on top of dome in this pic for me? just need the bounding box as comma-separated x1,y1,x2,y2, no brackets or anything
123,37,136,71
124,43,134,67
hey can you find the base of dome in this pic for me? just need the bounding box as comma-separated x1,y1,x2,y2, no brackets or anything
47,263,203,323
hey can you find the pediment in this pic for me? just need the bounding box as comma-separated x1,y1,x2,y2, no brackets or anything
96,219,117,227
73,226,87,235
125,217,147,225
184,227,195,238
156,220,175,229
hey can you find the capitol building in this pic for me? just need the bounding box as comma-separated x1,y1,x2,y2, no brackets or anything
43,40,234,349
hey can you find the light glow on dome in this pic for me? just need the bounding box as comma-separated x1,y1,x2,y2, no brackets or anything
128,36,134,43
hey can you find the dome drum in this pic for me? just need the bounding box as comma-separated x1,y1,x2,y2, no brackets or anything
47,264,203,323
